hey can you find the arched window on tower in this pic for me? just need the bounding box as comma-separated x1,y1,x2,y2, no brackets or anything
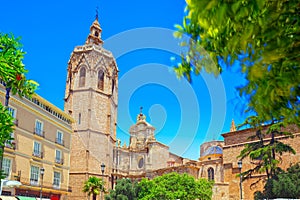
79,67,86,87
78,113,81,125
208,167,214,181
98,70,104,90
112,79,115,94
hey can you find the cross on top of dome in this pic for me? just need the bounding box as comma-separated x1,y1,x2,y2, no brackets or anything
137,106,146,122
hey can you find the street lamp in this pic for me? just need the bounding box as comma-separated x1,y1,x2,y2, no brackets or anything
100,163,105,200
238,160,243,200
40,167,45,200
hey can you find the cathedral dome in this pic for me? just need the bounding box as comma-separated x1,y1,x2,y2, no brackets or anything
202,146,223,156
200,145,223,161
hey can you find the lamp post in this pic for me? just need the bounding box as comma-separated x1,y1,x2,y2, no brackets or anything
100,163,105,200
238,160,243,200
39,167,45,200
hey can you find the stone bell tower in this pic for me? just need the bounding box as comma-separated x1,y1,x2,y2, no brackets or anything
64,15,118,199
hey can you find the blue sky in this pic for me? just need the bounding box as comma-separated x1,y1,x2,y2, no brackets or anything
1,0,246,160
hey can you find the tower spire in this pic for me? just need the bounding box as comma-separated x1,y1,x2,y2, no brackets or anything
95,6,99,20
137,106,146,122
230,119,236,132
85,11,103,45
140,106,143,114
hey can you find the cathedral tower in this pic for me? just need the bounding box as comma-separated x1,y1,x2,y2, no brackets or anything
64,17,118,199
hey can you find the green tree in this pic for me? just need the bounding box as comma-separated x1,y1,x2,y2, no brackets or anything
0,33,37,104
0,103,14,156
174,0,299,182
0,33,38,175
83,176,105,200
254,163,300,199
137,172,213,200
105,178,138,200
238,121,296,180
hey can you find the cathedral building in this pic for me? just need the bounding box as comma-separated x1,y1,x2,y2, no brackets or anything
64,16,300,200
112,109,185,184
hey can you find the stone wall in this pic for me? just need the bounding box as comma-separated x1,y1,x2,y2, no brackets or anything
148,142,169,170
212,183,229,200
222,126,300,200
198,159,224,183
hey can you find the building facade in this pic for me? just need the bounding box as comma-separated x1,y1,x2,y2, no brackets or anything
112,110,185,184
198,141,228,199
0,83,73,199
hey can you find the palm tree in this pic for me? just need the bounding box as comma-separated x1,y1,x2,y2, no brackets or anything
83,176,105,200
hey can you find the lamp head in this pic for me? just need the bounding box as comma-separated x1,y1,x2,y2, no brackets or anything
40,167,45,175
101,163,105,173
238,160,242,169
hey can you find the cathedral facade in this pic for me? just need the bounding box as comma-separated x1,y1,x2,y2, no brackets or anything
112,110,185,183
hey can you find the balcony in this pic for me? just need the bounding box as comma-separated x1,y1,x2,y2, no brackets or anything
30,179,39,186
55,138,64,146
55,158,64,165
33,128,45,138
53,183,60,189
16,176,72,193
5,141,16,150
32,151,43,159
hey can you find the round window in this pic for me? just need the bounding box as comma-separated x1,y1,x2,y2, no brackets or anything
138,157,144,168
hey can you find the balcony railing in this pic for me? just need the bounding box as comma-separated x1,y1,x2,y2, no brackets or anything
33,128,45,137
17,177,72,192
53,183,60,189
55,158,64,165
55,138,64,146
5,141,16,150
32,151,43,158
30,179,39,186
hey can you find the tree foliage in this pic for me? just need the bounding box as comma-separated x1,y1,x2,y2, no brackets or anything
83,176,105,200
106,173,213,200
254,163,300,199
174,0,300,125
0,103,14,153
0,103,14,179
0,32,38,173
175,0,300,183
238,122,296,181
0,33,38,99
137,172,213,200
105,178,138,200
